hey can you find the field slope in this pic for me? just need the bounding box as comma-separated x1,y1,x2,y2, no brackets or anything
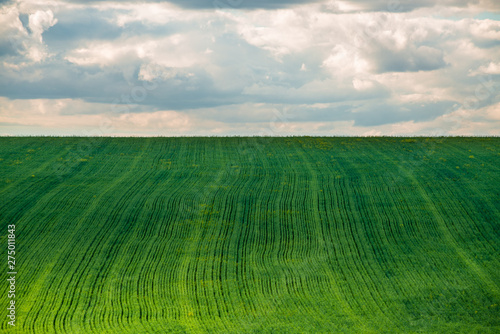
0,137,499,333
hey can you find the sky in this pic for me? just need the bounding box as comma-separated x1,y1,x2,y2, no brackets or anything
0,0,499,136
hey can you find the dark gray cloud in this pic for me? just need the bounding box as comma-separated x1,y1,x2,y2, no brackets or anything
0,61,127,100
353,101,456,126
62,0,324,10
180,100,457,126
57,0,477,11
293,101,456,126
285,105,353,122
0,40,21,57
373,45,447,73
171,0,324,9
343,0,473,12
43,9,123,48
0,56,242,111
18,13,29,32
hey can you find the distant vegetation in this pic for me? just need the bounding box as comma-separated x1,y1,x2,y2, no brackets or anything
0,137,499,333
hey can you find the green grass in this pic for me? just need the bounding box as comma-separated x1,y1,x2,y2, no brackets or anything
0,136,499,333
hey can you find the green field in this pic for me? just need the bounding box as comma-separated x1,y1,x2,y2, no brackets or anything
0,137,499,333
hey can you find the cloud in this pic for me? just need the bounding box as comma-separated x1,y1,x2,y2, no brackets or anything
2,97,498,136
43,8,123,52
50,0,491,12
28,9,57,43
0,6,27,57
372,45,447,72
469,61,500,76
336,0,473,13
474,62,500,75
57,0,326,10
352,100,456,126
0,5,57,63
0,0,499,136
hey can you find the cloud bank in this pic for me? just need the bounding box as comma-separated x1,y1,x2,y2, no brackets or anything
0,0,499,136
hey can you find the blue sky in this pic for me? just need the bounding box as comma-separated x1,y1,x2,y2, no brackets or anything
0,0,499,136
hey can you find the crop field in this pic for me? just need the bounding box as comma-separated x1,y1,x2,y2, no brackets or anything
0,136,499,333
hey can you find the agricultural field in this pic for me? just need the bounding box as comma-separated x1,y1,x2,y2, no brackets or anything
0,136,499,333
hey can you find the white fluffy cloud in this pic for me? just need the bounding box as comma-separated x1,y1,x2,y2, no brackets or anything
28,9,57,43
0,5,57,63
